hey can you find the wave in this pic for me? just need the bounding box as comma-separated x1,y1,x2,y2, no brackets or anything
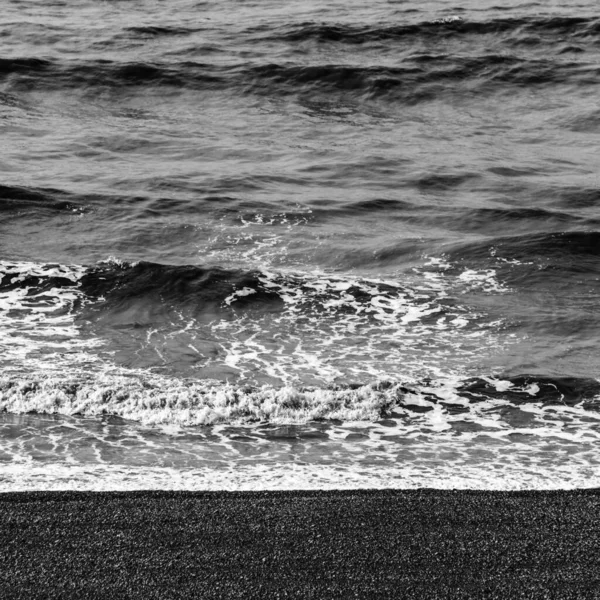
3,181,598,233
331,197,414,215
546,186,600,209
0,57,51,75
1,54,596,101
0,258,505,385
448,230,600,264
244,57,593,97
1,260,598,428
395,207,595,237
78,261,283,311
437,231,600,303
0,182,275,220
0,184,83,214
123,25,200,37
0,58,223,90
455,375,600,408
0,376,399,425
267,16,600,44
0,372,598,427
1,258,454,319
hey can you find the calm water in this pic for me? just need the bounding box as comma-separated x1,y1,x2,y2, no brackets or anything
1,0,600,490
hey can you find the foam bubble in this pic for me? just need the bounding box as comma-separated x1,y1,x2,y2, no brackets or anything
1,372,599,492
0,256,515,390
2,459,599,492
0,261,103,372
207,268,505,385
457,268,510,293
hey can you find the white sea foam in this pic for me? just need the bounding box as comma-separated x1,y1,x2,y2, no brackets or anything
0,255,515,391
1,372,599,492
0,257,526,433
207,267,506,385
0,261,103,372
0,375,401,425
2,460,599,492
457,268,510,294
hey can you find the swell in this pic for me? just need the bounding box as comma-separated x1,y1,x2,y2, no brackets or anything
0,183,266,219
316,199,598,225
0,260,282,312
448,231,600,266
394,207,599,236
268,16,600,44
77,261,282,311
0,59,222,90
0,184,83,214
455,375,600,408
1,259,447,321
1,55,595,100
441,230,600,302
1,257,505,389
123,25,201,36
2,260,599,425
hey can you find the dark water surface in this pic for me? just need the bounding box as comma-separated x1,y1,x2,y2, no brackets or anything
1,0,600,489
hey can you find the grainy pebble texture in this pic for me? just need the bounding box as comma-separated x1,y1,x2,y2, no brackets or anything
0,489,599,599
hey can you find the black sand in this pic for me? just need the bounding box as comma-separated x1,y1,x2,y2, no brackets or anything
1,489,600,599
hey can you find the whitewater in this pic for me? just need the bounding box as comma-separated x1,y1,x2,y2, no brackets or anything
1,0,600,490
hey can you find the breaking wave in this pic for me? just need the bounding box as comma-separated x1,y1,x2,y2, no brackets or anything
0,257,509,385
0,372,598,429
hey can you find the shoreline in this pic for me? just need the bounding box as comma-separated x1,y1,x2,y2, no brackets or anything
1,489,599,598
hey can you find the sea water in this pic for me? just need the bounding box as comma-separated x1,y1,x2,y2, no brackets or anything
1,0,600,490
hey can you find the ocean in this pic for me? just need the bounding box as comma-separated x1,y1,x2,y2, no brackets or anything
1,0,600,490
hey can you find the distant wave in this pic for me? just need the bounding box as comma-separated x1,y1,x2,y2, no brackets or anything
266,16,600,44
448,231,600,264
2,180,600,228
0,183,83,214
123,25,201,36
388,207,598,238
1,54,596,102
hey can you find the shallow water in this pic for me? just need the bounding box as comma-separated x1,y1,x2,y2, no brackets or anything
1,0,600,490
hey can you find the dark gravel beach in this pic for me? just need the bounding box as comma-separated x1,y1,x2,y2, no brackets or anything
1,489,600,599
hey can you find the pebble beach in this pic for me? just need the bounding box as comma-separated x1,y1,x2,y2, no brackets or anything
2,489,600,598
